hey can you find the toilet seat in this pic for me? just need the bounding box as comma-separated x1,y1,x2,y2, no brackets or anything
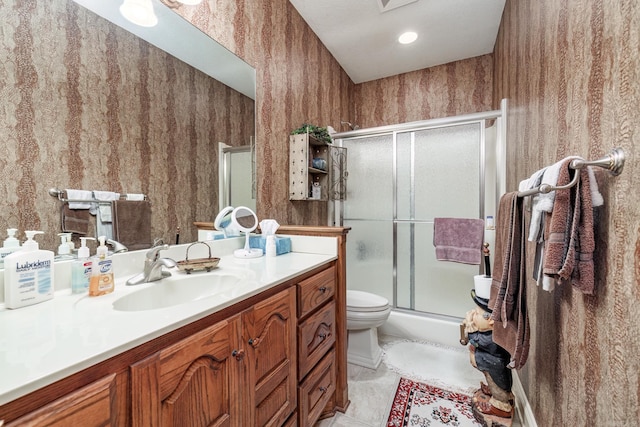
347,290,389,312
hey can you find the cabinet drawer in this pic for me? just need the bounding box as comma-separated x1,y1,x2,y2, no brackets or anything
298,301,335,379
297,266,335,318
298,349,336,427
7,374,119,427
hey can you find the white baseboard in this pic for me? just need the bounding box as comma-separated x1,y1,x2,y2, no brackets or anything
512,371,537,427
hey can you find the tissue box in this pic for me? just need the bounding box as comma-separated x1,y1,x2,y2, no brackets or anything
250,236,291,255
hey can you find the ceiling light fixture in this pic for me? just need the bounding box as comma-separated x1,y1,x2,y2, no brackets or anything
398,31,418,44
119,0,158,27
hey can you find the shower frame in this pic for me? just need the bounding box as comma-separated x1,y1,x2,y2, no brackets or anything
332,100,507,319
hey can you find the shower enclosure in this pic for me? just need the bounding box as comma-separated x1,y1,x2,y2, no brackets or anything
333,102,506,331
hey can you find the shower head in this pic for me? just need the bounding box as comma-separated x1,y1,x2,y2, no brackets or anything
340,120,359,130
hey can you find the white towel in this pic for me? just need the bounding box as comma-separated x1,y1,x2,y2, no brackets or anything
126,193,145,201
528,157,578,241
585,166,604,207
65,189,92,209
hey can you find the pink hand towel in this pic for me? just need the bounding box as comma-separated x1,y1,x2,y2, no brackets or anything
433,217,485,265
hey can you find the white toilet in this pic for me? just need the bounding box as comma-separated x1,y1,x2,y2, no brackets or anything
346,290,391,369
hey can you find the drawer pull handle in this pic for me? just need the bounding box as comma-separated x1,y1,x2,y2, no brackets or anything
248,338,260,347
319,386,327,393
232,349,245,361
318,333,327,340
318,286,327,293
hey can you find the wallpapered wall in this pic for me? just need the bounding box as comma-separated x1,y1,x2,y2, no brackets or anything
493,0,640,425
1,0,494,250
0,1,254,249
175,0,494,226
354,54,494,128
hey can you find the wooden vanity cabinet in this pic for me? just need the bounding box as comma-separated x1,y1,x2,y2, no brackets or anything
5,374,122,427
242,286,297,426
130,287,297,427
296,266,338,426
129,316,241,427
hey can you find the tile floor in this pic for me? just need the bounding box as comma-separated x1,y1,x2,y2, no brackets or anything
315,335,522,427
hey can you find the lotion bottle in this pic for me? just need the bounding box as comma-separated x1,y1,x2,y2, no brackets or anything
4,231,54,309
72,237,94,294
89,236,115,297
0,228,21,268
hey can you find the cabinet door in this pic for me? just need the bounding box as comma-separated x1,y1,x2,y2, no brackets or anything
130,316,242,427
243,288,297,427
5,374,120,427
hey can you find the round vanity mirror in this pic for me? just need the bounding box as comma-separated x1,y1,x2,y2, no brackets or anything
214,206,240,237
231,206,262,258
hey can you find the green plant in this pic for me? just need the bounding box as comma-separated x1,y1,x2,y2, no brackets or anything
290,123,332,144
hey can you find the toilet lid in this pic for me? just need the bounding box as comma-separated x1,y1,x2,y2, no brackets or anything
347,290,389,312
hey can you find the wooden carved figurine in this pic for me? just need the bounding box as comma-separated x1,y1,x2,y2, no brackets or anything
461,291,514,427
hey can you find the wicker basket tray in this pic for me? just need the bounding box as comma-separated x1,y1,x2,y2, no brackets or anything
176,241,220,274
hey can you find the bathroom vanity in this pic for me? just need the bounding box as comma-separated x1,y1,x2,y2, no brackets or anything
0,227,350,427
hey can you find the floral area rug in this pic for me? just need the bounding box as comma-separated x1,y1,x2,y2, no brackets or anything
386,377,481,427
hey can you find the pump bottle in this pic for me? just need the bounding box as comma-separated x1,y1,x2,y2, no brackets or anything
0,228,21,268
89,236,115,297
72,237,94,294
56,233,75,261
4,231,54,309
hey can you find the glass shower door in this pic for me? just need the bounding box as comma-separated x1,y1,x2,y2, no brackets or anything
396,124,481,317
342,135,394,303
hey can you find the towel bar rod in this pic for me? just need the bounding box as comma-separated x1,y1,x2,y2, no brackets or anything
517,147,625,198
48,188,148,203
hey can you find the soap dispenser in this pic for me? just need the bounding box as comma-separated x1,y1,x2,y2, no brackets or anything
89,236,115,297
56,233,75,261
0,228,21,268
4,230,54,309
72,237,94,294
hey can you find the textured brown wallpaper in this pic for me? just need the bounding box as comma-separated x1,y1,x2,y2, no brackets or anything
0,1,254,250
174,0,355,227
354,54,494,128
493,0,640,425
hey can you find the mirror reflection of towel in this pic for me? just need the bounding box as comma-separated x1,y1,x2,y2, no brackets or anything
61,205,92,235
112,200,151,251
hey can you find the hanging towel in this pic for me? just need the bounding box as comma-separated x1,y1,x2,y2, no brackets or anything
92,191,120,240
541,159,573,291
489,191,529,370
60,204,93,235
433,217,484,265
126,193,145,201
65,189,92,209
543,162,597,294
112,200,151,251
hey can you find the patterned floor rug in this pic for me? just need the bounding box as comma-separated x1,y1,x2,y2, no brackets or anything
386,377,482,427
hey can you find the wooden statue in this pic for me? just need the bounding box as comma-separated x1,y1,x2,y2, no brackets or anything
461,291,514,427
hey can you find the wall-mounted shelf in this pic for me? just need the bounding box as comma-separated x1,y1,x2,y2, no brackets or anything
289,133,347,201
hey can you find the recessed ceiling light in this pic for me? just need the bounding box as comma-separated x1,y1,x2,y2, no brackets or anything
398,31,418,44
120,0,158,27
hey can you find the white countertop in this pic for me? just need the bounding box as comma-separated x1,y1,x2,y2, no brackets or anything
0,235,337,406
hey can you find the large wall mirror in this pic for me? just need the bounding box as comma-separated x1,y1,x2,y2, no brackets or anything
73,0,256,100
0,0,256,253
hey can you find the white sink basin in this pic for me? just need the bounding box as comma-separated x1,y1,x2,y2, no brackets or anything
112,273,247,311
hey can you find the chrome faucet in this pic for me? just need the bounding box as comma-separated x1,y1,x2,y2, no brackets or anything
106,239,128,254
126,244,177,286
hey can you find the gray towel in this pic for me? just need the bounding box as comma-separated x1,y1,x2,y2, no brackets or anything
433,217,485,265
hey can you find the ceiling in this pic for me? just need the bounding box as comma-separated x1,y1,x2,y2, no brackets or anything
289,0,506,84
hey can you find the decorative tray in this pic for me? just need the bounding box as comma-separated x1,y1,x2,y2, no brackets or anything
176,241,220,274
